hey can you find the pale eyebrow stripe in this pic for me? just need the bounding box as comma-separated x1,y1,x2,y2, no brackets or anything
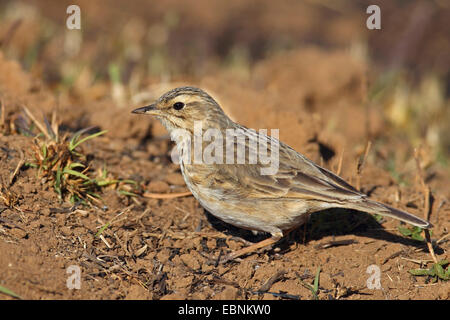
160,87,217,105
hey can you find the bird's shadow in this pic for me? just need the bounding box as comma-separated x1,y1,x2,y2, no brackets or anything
203,208,443,254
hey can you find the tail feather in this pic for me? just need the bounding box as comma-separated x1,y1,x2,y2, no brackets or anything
348,199,432,229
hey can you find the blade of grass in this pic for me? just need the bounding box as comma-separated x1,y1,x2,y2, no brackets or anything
68,126,96,151
24,162,38,168
95,221,111,237
41,143,47,160
121,179,138,185
69,130,107,151
96,179,119,187
62,168,91,181
55,167,62,197
86,191,101,198
95,205,133,237
313,266,321,295
0,285,22,299
298,266,321,300
69,162,85,169
101,165,107,179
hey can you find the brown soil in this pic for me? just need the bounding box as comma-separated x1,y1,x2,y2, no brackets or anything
0,0,449,300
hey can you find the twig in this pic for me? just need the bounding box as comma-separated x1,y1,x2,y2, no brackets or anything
382,250,403,265
413,148,430,218
258,270,286,292
51,109,58,141
95,205,134,237
250,290,300,300
314,239,357,250
433,197,446,223
22,106,52,140
99,234,113,249
436,233,449,245
413,147,437,264
143,191,192,199
9,149,25,186
336,147,344,176
424,230,437,264
215,249,223,268
0,99,5,129
142,230,227,241
400,257,433,265
356,141,372,191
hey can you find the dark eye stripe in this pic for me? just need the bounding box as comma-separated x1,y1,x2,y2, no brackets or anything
173,102,184,110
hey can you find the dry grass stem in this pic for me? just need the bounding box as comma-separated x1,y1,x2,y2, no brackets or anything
356,141,372,191
22,106,52,140
436,233,449,245
336,147,344,176
0,100,5,129
9,149,24,186
99,234,113,248
400,257,434,265
143,191,192,199
413,147,437,264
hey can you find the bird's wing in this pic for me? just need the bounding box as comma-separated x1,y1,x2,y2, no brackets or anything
204,125,364,203
230,139,366,203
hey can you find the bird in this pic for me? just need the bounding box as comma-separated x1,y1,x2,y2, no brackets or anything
132,86,432,262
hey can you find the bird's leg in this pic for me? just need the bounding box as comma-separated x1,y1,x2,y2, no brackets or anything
220,235,282,263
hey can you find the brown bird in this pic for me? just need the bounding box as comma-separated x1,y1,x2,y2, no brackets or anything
132,86,431,262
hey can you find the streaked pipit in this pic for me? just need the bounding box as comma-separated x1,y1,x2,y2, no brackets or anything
132,86,431,262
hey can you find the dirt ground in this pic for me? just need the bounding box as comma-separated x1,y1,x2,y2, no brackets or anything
0,0,449,300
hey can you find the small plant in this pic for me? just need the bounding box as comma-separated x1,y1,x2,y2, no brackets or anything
32,128,108,203
298,266,321,300
409,260,449,282
21,107,119,204
398,226,428,241
21,107,143,204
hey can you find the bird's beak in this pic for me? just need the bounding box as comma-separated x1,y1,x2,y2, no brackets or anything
131,104,160,115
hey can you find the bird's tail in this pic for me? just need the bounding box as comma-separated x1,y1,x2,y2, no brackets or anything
347,199,432,229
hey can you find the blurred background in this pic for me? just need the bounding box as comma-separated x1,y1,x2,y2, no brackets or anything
0,0,449,183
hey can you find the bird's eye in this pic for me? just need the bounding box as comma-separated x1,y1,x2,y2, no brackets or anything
173,102,185,110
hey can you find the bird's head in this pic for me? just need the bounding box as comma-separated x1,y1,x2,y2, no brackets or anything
132,86,230,133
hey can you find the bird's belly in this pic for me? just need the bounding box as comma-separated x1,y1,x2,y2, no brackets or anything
181,166,312,234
